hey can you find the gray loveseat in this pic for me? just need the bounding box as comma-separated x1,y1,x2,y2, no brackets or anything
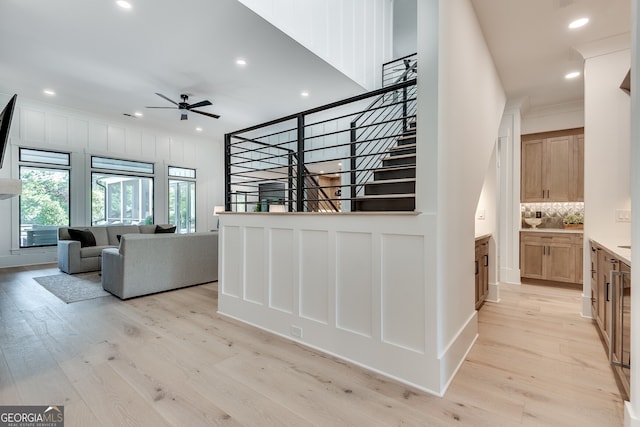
57,224,173,274
101,231,218,299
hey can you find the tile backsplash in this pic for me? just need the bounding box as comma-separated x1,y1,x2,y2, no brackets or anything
521,202,584,229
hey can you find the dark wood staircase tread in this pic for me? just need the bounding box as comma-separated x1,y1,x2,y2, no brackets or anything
381,153,416,161
366,177,415,185
374,165,416,172
389,143,416,151
355,193,416,200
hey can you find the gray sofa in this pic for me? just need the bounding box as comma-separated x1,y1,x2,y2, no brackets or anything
101,231,218,299
57,224,172,274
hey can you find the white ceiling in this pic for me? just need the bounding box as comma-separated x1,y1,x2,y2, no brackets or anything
470,0,631,111
0,0,632,142
0,0,365,140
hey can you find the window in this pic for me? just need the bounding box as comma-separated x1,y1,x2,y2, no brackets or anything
168,166,196,233
91,156,154,225
19,148,70,247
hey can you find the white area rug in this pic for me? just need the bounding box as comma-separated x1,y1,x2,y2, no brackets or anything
33,272,112,303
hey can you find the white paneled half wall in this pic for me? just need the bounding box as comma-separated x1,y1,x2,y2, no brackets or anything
218,212,448,394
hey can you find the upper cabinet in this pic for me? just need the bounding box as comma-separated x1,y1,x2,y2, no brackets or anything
521,128,584,202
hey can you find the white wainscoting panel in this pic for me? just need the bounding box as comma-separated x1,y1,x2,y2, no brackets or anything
125,129,142,156
21,108,46,143
90,123,108,152
244,227,266,305
108,125,126,153
69,119,89,148
48,114,68,146
381,234,425,353
269,228,294,313
336,231,372,337
299,229,329,324
222,226,243,298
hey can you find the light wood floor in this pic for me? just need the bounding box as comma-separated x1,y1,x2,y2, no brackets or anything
0,264,624,426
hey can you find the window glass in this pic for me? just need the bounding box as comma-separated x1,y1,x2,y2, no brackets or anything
18,148,70,247
91,156,154,174
92,173,154,225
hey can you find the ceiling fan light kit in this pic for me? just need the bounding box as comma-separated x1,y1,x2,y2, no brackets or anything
146,93,220,120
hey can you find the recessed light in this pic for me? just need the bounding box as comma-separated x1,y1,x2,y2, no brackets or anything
43,89,56,96
236,59,247,66
338,162,342,166
133,111,143,117
116,0,132,9
195,127,203,132
569,17,589,29
319,170,324,174
301,91,310,97
565,71,581,79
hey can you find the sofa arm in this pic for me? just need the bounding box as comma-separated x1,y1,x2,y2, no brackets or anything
101,248,124,298
57,239,81,274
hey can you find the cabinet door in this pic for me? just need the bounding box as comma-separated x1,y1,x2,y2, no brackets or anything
575,241,583,284
545,136,571,201
546,242,575,282
521,139,545,202
618,262,631,393
521,240,545,279
597,250,617,345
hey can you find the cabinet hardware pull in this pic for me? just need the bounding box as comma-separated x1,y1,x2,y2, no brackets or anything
484,254,489,267
475,260,478,275
606,282,610,302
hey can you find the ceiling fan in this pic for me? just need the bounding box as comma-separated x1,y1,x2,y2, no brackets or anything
146,93,220,120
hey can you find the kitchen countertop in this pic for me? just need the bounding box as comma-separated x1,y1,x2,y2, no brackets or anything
590,237,631,265
475,233,491,240
520,228,584,234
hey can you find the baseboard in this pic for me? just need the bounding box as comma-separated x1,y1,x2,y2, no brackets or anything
581,294,593,319
499,267,521,285
438,310,478,394
625,401,639,427
486,281,500,302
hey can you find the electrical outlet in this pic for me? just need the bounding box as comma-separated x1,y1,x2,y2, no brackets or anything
291,325,303,338
476,209,485,220
616,210,631,222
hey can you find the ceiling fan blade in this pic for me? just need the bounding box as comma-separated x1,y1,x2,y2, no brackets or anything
191,109,220,119
155,92,178,106
145,106,177,109
187,100,212,109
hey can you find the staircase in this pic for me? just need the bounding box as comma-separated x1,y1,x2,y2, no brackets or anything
354,121,416,211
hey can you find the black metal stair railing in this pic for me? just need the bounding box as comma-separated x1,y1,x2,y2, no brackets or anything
225,61,417,213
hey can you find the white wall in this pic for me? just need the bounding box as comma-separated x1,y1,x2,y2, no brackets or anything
236,0,393,90
627,2,640,425
582,49,631,316
521,100,585,135
435,0,505,390
0,93,224,267
219,0,505,396
475,146,497,237
393,0,417,58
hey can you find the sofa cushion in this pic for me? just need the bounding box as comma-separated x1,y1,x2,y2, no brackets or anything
106,225,140,245
80,245,112,258
67,228,96,248
155,225,176,234
89,226,109,246
138,224,157,234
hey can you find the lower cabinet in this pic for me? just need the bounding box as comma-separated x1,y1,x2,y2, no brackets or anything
475,236,489,309
520,231,582,284
590,240,631,400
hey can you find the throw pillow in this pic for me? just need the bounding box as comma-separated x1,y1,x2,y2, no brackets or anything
67,228,97,248
155,225,176,234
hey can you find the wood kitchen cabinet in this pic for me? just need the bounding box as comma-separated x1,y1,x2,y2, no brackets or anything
521,128,584,202
520,231,582,284
475,236,489,309
590,240,631,400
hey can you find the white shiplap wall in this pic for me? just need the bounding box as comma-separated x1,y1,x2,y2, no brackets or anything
0,93,224,267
